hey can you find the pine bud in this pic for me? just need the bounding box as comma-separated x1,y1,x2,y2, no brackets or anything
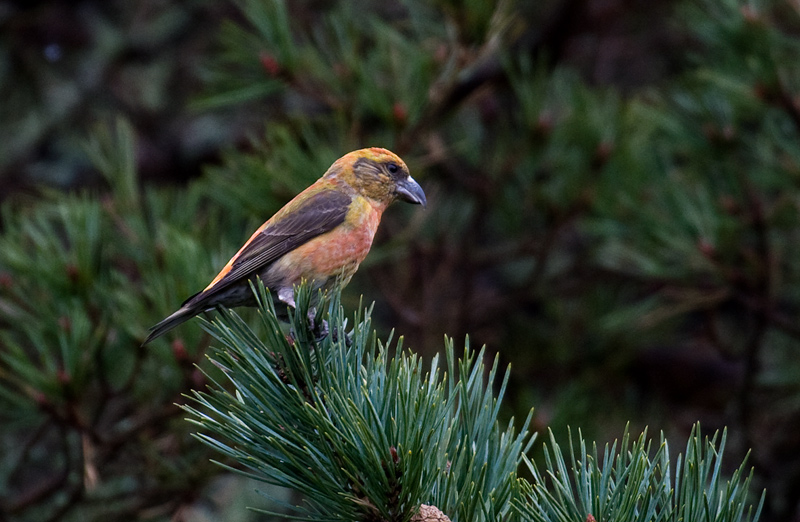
721,125,735,142
433,43,448,64
411,504,451,522
58,315,72,333
33,390,49,408
66,263,80,284
259,52,281,77
392,102,408,125
593,141,614,167
57,369,71,386
171,339,188,362
697,239,716,259
740,5,760,23
0,272,12,290
535,110,554,135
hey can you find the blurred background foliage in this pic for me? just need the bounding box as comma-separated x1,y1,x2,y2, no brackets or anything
0,0,798,520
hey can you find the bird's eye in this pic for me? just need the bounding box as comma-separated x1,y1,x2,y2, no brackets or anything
387,162,399,174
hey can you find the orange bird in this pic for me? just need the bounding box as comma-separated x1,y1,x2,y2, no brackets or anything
143,147,425,344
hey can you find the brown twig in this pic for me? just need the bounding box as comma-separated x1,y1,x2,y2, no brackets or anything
396,0,587,154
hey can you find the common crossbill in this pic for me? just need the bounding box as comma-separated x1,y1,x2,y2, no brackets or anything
143,147,425,344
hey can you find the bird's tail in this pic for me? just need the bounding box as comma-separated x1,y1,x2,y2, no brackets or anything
142,306,198,346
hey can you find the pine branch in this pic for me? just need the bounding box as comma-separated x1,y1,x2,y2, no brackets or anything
184,282,764,522
517,425,764,522
184,282,533,521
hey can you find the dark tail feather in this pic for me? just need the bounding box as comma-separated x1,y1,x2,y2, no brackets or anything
142,306,199,345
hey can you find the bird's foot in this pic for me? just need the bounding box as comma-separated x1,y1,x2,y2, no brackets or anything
328,318,352,347
312,319,329,343
307,307,329,343
305,309,352,346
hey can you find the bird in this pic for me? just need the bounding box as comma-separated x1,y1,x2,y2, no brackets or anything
143,147,426,345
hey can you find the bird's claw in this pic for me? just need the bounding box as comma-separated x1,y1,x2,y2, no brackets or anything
305,307,327,342
304,310,352,346
328,318,352,347
311,318,329,343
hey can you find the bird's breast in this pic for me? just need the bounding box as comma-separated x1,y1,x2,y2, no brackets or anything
270,196,383,285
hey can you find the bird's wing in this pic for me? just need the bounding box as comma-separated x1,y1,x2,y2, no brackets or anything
201,188,352,297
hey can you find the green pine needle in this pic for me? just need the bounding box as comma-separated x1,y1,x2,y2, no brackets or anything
516,424,764,522
183,282,533,521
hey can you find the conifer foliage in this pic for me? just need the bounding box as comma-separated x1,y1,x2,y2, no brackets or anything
185,284,763,521
185,283,533,522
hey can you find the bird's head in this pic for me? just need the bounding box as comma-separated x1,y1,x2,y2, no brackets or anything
326,148,426,208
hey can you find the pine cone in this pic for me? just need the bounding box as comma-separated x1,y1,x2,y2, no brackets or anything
410,504,451,522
